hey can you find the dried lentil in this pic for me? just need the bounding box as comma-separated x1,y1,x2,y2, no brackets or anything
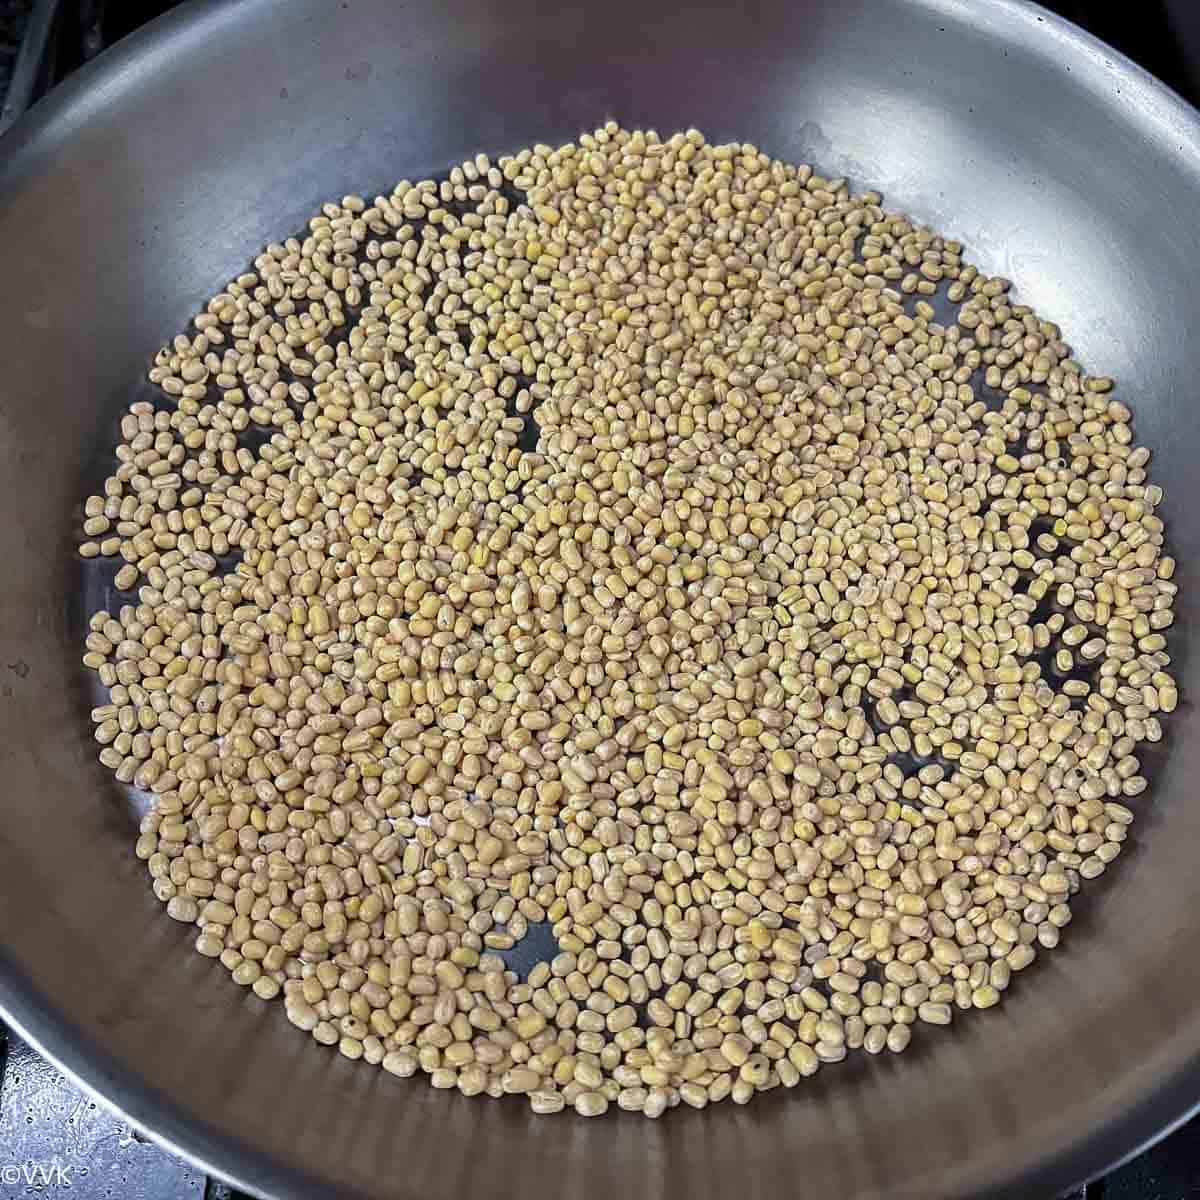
78,124,1177,1118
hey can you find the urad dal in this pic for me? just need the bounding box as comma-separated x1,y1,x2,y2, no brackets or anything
78,124,1177,1118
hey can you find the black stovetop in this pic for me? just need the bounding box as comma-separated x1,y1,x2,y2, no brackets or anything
2,2,1200,1198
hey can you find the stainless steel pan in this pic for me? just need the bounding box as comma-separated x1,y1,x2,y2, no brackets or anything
1,1,1199,1196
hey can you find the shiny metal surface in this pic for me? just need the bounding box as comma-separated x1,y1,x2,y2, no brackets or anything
0,1,1198,1197
0,1027,210,1198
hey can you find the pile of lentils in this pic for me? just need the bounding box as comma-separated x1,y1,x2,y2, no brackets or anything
78,124,1178,1118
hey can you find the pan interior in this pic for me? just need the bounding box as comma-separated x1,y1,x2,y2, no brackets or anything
0,2,1198,1199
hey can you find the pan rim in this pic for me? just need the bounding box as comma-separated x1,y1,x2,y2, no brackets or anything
2,0,1200,1197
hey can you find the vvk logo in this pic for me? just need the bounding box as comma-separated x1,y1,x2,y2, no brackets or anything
0,1162,74,1187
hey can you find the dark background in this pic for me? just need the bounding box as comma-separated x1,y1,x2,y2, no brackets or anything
1043,0,1200,103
